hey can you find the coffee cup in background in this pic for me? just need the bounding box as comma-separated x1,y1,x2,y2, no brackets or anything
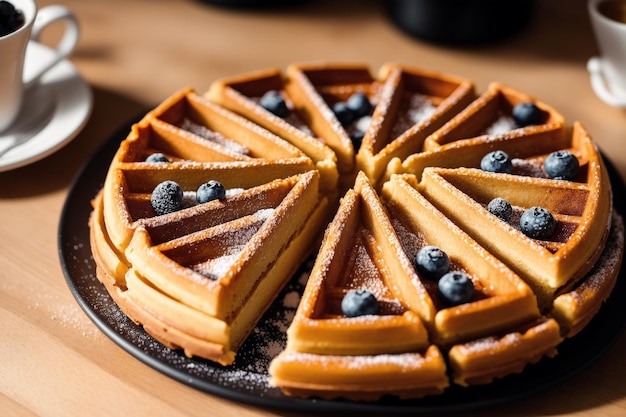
588,0,626,107
0,0,79,132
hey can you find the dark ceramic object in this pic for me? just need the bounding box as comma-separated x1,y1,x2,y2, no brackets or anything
386,0,536,45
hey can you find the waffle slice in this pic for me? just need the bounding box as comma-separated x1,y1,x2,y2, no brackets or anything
269,172,448,400
285,63,382,179
416,124,613,318
451,207,621,382
448,317,562,386
551,210,623,336
147,87,308,161
206,68,339,194
381,174,541,345
125,170,322,316
356,63,475,187
102,108,316,251
91,191,241,363
93,169,330,364
387,82,566,181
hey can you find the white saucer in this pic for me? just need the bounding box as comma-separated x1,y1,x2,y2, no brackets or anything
0,41,92,172
587,56,626,108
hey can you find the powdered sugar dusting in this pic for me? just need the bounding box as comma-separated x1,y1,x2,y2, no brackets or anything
181,118,250,155
348,243,389,298
277,350,425,370
512,158,550,178
389,94,437,139
485,115,517,135
192,248,243,279
229,264,310,377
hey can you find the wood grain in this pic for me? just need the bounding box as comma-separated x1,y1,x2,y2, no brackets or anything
1,1,625,416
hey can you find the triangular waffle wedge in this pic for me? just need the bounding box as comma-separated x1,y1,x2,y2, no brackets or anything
448,317,562,386
124,171,322,318
356,63,475,187
284,63,381,180
92,169,330,364
423,82,565,151
206,68,339,194
148,87,307,161
381,174,541,345
551,210,623,336
387,82,567,181
269,172,448,400
415,123,614,324
101,110,316,251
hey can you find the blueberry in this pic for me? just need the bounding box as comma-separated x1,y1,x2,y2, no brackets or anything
480,150,512,174
346,92,372,118
543,150,579,181
197,180,226,204
512,102,542,127
438,271,475,306
487,198,513,222
332,101,356,126
259,90,288,118
145,153,170,163
341,289,379,317
350,130,364,152
520,206,557,240
151,181,184,216
416,246,450,280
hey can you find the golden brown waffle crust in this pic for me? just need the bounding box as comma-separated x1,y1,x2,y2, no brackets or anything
87,63,624,402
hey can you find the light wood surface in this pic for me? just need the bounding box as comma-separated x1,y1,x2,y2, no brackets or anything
1,1,625,416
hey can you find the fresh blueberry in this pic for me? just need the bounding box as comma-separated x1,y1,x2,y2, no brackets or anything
151,180,184,216
341,289,379,317
438,271,475,306
520,206,557,240
259,90,288,118
480,150,512,174
416,246,450,280
332,101,356,126
350,130,364,152
543,150,579,181
197,180,226,204
512,102,542,127
145,153,170,163
487,198,513,222
346,92,372,118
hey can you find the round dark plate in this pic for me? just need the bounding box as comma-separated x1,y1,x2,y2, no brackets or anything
58,120,626,414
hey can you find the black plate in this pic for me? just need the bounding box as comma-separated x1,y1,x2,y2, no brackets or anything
58,120,626,414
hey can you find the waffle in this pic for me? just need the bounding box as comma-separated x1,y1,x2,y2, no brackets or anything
269,173,562,398
206,68,339,195
92,88,331,364
386,82,567,181
416,123,614,322
283,62,378,179
269,172,449,400
356,63,476,187
87,63,623,399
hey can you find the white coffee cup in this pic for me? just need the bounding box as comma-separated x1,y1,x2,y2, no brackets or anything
588,0,626,107
0,0,79,132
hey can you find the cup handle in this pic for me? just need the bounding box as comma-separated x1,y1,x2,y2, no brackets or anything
23,5,79,89
587,57,626,108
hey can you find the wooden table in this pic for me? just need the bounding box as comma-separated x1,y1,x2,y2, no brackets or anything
2,1,625,416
